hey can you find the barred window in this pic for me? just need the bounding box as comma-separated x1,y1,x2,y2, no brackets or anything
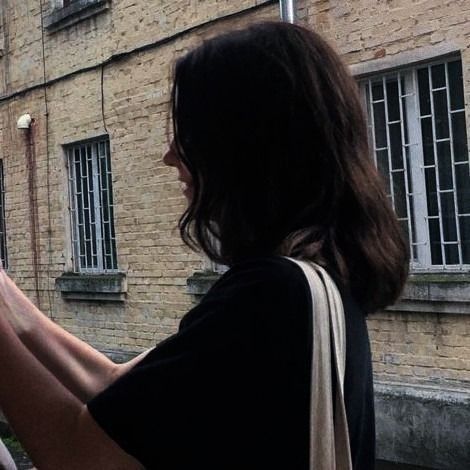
0,160,7,270
362,58,470,270
67,137,118,273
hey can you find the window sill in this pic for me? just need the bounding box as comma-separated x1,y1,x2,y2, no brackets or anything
55,272,126,302
186,271,221,296
387,273,470,314
45,0,110,32
186,270,470,314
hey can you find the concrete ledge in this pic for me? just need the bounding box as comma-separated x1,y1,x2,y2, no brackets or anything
45,0,110,32
375,381,470,469
351,43,459,78
55,272,126,302
186,271,221,296
389,274,470,314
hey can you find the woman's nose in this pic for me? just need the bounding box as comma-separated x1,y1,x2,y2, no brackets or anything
163,142,178,167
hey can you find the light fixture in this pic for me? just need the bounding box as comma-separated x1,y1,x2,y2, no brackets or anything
17,113,32,129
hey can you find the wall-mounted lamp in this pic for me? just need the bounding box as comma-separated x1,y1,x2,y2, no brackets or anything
17,113,32,129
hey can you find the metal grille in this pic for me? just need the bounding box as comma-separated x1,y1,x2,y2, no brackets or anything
0,160,8,270
62,0,79,7
363,58,470,270
67,138,118,273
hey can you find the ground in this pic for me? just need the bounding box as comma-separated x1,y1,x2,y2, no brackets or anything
1,433,433,469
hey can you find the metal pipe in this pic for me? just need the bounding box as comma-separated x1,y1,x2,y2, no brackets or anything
279,0,296,23
24,122,41,309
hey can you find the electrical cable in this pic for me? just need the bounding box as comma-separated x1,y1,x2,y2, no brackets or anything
0,0,276,104
101,64,108,135
0,0,276,317
39,0,55,320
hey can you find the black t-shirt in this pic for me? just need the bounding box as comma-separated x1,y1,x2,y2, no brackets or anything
88,256,375,469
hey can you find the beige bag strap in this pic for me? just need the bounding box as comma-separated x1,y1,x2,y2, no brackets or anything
287,258,353,470
0,437,17,470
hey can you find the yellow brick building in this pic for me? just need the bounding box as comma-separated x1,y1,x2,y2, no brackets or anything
0,1,468,468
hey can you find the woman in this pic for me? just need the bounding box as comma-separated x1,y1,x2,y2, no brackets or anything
0,22,408,469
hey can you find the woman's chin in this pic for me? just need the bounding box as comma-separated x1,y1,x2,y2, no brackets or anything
182,184,194,201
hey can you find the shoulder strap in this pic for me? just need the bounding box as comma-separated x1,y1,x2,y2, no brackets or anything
286,258,353,470
0,438,17,470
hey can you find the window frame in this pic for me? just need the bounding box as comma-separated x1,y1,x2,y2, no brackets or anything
66,136,118,274
359,56,470,273
45,0,110,32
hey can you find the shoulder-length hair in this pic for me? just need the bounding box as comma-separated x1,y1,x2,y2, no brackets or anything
171,21,409,313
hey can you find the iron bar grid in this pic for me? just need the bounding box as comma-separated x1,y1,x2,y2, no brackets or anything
67,137,117,273
362,57,470,270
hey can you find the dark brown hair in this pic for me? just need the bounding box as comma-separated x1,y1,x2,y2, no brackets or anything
171,21,409,312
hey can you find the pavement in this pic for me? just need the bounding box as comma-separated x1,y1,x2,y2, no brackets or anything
3,438,433,470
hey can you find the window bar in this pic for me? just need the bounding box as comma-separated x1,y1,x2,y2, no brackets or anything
100,143,110,270
74,148,84,270
367,80,379,168
427,65,447,267
396,72,417,263
87,144,99,271
72,151,78,270
96,143,106,270
362,84,375,161
406,70,432,267
80,145,89,271
103,141,116,270
67,150,77,271
75,147,87,269
87,144,99,270
382,76,397,210
103,140,114,271
82,144,93,271
444,61,464,265
91,143,104,272
77,147,85,270
106,144,116,270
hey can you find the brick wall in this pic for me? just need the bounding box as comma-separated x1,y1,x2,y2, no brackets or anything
0,0,278,355
368,312,470,387
296,0,470,393
296,2,470,465
1,1,469,466
0,0,469,392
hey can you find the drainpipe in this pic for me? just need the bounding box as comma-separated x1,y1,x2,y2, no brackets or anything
279,0,296,23
18,113,41,309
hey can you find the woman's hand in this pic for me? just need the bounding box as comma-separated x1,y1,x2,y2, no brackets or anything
0,265,149,467
0,268,122,401
0,301,144,469
0,266,152,397
0,267,40,335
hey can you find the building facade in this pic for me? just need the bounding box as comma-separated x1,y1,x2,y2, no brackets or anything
0,0,468,468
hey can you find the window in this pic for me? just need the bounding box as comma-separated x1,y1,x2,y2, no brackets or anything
362,58,470,270
45,0,110,32
67,137,117,273
0,160,7,269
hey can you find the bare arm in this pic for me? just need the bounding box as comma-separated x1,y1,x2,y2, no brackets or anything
0,270,151,402
0,307,144,469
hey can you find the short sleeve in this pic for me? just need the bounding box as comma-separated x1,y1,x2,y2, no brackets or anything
87,257,312,469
